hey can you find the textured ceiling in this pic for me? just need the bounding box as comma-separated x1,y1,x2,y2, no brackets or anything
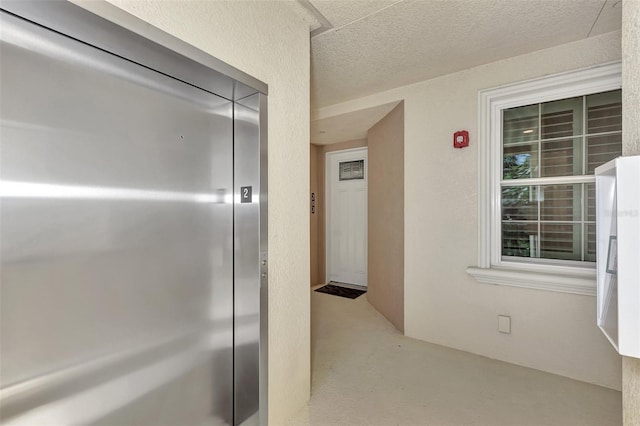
311,0,400,29
309,0,622,110
311,101,400,144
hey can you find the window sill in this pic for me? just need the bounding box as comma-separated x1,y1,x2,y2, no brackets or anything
466,266,596,296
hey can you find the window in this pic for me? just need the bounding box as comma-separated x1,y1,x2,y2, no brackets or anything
467,62,622,295
339,160,365,181
502,90,622,262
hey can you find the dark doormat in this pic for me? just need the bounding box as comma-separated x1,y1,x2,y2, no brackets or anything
315,284,366,299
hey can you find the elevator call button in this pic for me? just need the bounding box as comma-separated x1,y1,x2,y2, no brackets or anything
241,186,252,203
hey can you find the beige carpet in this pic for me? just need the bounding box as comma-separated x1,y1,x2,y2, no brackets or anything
287,288,622,426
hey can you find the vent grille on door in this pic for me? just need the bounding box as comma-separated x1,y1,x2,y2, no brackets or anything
339,160,364,181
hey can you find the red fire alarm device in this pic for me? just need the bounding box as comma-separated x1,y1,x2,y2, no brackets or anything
453,130,469,149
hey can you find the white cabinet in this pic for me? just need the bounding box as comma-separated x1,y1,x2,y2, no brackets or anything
595,156,640,358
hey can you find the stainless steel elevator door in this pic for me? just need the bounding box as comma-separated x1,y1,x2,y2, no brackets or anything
234,95,261,425
1,10,235,426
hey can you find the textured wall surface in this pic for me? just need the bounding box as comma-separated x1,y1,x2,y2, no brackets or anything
622,0,640,424
399,31,623,391
623,357,640,426
623,0,640,158
314,30,623,390
367,103,404,331
86,1,311,423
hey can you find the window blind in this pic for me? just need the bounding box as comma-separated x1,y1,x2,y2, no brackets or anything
501,89,621,263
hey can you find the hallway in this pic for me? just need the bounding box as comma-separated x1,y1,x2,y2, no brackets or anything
289,289,622,426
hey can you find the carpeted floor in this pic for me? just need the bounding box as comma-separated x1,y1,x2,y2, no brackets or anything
287,288,622,425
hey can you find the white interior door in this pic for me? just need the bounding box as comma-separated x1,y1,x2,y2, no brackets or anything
326,148,367,287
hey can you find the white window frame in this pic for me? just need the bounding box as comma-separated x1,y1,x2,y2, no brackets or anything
467,61,622,296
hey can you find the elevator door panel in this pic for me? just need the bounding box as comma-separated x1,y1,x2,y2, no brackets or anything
1,13,234,425
234,96,261,425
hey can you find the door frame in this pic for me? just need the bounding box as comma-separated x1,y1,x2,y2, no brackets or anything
325,147,368,287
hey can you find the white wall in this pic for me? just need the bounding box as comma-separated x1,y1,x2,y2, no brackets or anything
621,0,640,422
623,0,640,158
82,1,312,423
316,30,623,390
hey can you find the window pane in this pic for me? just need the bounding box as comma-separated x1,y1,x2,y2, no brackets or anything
502,222,537,258
503,145,537,179
587,90,622,134
586,182,596,222
503,104,538,145
585,223,596,262
503,104,538,180
501,183,592,262
541,97,583,139
540,137,581,177
540,184,581,222
502,186,537,221
540,223,581,261
586,133,622,174
339,160,364,180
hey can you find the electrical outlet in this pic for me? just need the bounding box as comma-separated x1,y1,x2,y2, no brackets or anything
498,315,511,334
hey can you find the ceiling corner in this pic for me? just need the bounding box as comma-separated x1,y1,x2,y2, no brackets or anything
289,0,333,35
